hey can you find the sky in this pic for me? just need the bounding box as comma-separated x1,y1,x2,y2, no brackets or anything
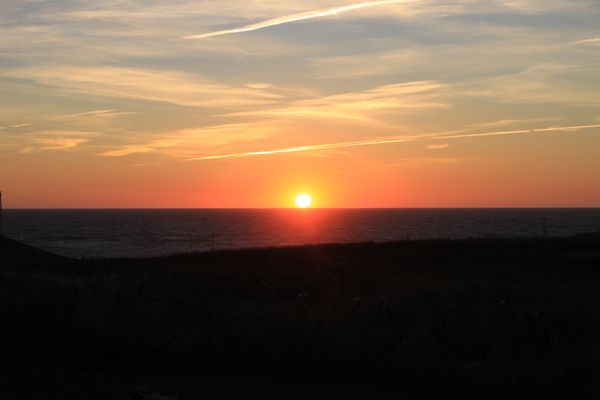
1,0,599,208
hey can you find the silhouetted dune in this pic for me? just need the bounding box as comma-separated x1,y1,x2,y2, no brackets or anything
0,235,65,266
569,232,600,242
2,237,600,398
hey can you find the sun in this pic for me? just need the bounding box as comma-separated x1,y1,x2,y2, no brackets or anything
295,193,312,208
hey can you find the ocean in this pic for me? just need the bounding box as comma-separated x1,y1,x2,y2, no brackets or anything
2,208,600,258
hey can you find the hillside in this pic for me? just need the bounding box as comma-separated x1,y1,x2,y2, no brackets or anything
1,237,600,398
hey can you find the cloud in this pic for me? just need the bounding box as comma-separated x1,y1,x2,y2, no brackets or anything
2,0,599,170
0,123,32,130
20,138,90,154
181,0,420,39
96,80,445,158
13,130,99,154
0,111,132,143
38,130,100,138
295,80,444,108
310,48,424,80
228,81,448,123
571,37,600,45
4,67,287,109
188,123,600,161
427,143,449,150
98,145,155,158
98,123,272,157
187,135,417,160
466,117,565,129
457,64,600,106
54,109,137,120
432,124,600,140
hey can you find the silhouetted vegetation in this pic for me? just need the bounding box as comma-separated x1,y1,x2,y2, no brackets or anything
2,236,600,398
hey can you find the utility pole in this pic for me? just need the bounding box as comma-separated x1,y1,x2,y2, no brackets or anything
0,191,4,236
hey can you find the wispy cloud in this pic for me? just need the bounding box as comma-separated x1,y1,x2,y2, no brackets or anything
457,64,600,106
4,67,287,109
13,130,99,154
432,124,600,140
466,117,565,129
97,145,155,158
98,123,273,157
188,123,600,161
20,138,89,154
0,123,32,130
54,109,137,120
37,130,101,138
310,48,423,80
228,81,447,124
431,124,600,139
571,37,600,45
187,135,417,160
181,0,419,40
427,143,449,150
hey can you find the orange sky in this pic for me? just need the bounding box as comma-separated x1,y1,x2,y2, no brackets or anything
1,1,599,208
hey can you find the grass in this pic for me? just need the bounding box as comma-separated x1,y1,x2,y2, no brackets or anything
1,237,600,398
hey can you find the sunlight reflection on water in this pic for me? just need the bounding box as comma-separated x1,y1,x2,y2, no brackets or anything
3,208,600,258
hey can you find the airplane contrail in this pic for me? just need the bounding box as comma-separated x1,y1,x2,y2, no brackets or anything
432,124,600,140
187,124,600,161
181,0,418,40
188,135,417,160
571,37,600,45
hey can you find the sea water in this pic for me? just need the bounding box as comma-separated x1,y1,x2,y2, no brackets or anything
2,208,600,258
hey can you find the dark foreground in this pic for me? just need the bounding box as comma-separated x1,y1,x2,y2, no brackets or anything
1,235,600,399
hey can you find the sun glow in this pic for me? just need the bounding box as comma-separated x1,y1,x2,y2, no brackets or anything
295,193,312,208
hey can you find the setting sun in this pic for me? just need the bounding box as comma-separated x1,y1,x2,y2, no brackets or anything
295,193,312,208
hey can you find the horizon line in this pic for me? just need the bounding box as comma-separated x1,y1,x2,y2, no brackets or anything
3,206,599,210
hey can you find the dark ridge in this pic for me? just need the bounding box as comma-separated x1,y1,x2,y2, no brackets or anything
568,232,600,242
2,237,600,398
0,235,66,266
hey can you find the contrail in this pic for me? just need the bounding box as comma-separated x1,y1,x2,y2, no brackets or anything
188,135,417,160
432,124,600,140
571,37,600,45
181,0,418,40
187,124,600,161
53,109,117,120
